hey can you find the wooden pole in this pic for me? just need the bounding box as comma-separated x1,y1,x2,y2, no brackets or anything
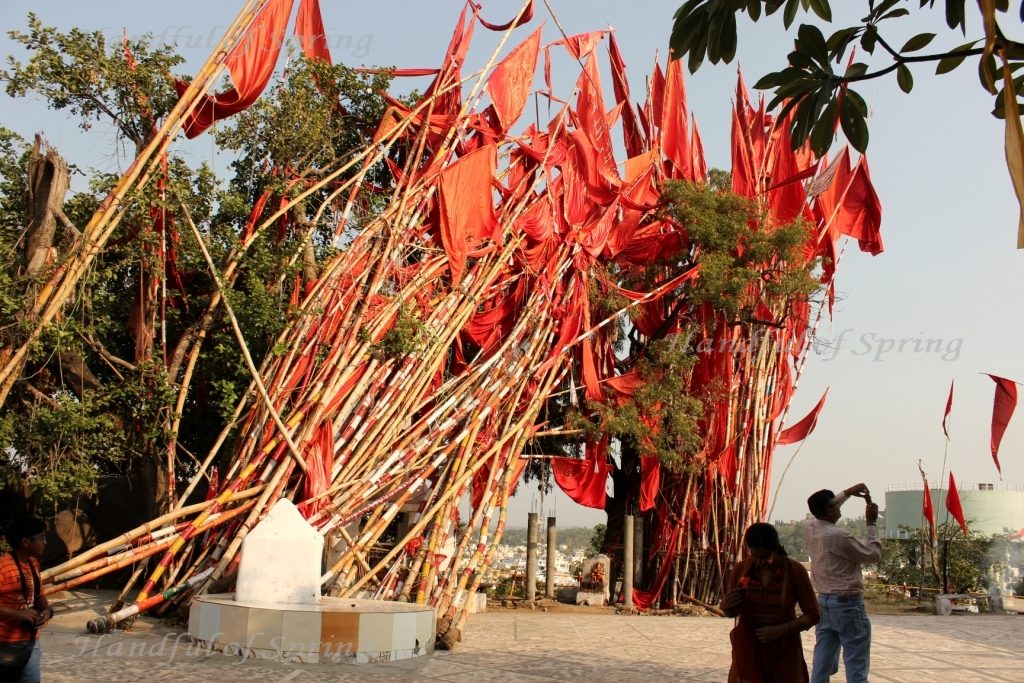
623,513,634,611
546,516,557,598
526,512,538,603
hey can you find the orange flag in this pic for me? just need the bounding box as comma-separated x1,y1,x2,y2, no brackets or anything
777,388,829,445
294,0,331,63
486,27,541,132
946,472,968,537
175,0,296,138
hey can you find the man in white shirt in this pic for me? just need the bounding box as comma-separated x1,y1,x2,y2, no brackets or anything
804,483,882,683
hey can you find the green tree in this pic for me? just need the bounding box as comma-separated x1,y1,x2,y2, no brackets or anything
0,16,392,517
878,522,1003,593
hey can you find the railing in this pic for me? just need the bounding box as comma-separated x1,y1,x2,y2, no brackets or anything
885,482,1024,493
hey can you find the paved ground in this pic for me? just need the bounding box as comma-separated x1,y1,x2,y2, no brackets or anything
36,591,1024,682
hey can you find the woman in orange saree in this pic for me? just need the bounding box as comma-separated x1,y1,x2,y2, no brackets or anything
721,523,820,683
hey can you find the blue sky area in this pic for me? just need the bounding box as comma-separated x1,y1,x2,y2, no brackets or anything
2,1,1021,527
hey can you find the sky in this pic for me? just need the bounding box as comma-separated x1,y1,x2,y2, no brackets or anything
2,1,1022,528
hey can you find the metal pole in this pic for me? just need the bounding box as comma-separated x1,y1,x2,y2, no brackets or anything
526,512,538,603
942,539,950,594
623,513,634,611
546,516,557,598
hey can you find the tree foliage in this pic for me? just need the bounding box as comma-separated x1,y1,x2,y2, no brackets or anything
669,1,1024,155
0,16,392,515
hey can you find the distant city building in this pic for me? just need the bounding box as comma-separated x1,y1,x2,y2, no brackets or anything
884,482,1024,538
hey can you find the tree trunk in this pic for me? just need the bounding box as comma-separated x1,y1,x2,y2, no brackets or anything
23,135,71,299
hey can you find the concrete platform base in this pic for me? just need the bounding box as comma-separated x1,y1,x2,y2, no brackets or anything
188,593,435,664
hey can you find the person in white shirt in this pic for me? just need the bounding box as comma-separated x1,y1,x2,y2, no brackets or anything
804,483,881,683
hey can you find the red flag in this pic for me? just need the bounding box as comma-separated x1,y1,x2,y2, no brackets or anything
476,0,534,31
987,374,1018,475
639,455,660,512
437,144,499,282
945,472,968,537
942,379,954,438
552,442,610,510
175,0,296,138
833,157,884,255
922,484,937,540
486,27,541,132
294,0,331,63
777,388,829,445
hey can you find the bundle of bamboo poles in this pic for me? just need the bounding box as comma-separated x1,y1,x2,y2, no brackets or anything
33,0,881,641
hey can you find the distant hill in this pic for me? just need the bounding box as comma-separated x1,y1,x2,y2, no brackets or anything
500,525,599,553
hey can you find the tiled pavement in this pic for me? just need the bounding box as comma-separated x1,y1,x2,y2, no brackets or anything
37,592,1024,682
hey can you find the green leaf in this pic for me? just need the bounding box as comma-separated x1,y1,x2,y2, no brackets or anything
797,24,829,67
978,53,999,94
809,98,839,155
753,71,783,90
844,62,868,78
827,27,860,62
808,0,833,21
839,93,869,152
860,26,878,54
946,0,967,33
897,64,914,92
900,32,936,53
783,0,801,28
935,40,981,75
687,15,710,73
788,49,815,70
880,8,911,20
844,88,869,116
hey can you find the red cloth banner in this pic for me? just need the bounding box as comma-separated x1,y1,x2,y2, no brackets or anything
942,379,954,438
438,144,499,282
777,388,829,445
945,472,968,537
552,445,610,510
486,28,541,132
175,0,296,138
987,374,1018,475
294,0,331,63
639,456,660,512
922,483,937,541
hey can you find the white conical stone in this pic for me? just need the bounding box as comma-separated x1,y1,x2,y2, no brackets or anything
236,499,324,604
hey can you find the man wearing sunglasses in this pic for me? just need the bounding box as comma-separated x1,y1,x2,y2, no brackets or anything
0,517,52,683
804,483,881,683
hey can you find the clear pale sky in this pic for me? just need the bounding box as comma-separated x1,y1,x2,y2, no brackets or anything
2,1,1021,527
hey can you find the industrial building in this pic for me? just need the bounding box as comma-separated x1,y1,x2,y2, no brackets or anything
884,482,1024,538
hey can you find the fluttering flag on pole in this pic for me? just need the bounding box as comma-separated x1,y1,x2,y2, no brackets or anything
922,484,937,541
986,374,1018,475
945,471,968,537
174,0,297,138
777,388,829,445
942,379,954,438
294,0,332,63
917,460,936,541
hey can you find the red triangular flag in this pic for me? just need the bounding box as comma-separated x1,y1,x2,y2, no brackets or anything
777,388,829,445
946,472,968,537
294,0,332,63
987,374,1018,475
942,379,954,438
922,482,937,541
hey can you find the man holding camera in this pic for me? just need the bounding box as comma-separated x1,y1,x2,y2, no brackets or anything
804,483,882,683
